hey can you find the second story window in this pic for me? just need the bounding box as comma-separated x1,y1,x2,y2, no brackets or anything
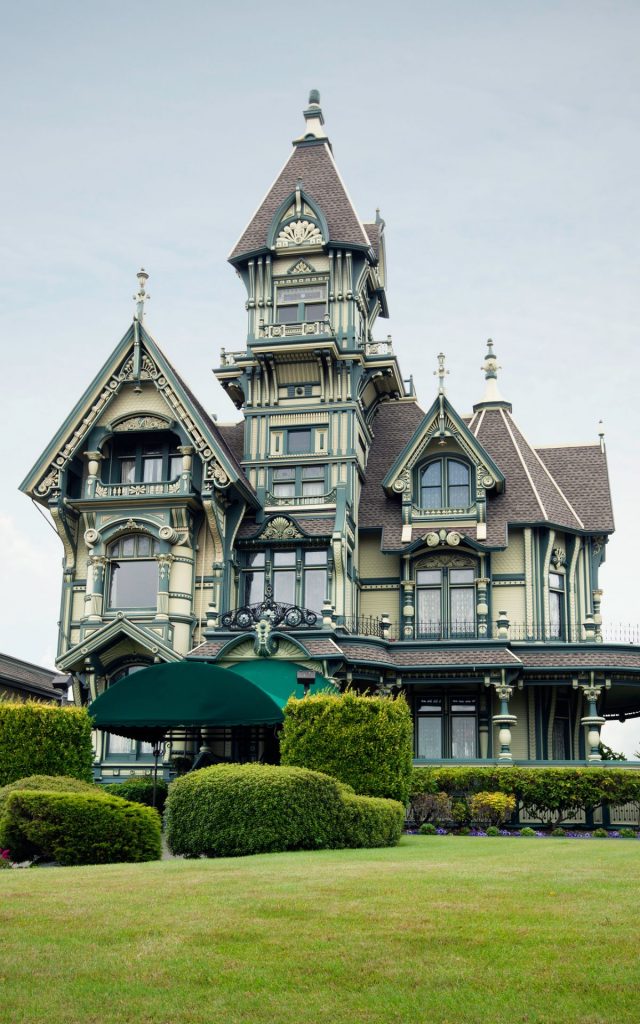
241,549,328,614
276,284,327,324
104,432,182,485
416,566,476,639
107,534,159,610
549,572,565,639
419,458,471,510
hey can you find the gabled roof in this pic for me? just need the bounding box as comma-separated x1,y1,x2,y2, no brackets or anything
21,322,257,507
0,652,66,701
381,393,505,493
229,140,371,262
56,617,181,672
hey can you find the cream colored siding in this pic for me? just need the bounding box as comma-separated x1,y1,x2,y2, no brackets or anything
95,383,169,425
492,529,524,574
360,589,398,621
359,536,400,580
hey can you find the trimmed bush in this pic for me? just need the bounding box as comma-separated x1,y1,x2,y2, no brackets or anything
281,690,413,803
469,791,516,827
164,763,403,858
1,791,161,865
340,792,404,848
620,828,637,838
551,827,566,837
102,777,168,814
411,765,640,826
0,774,101,818
419,823,437,836
0,703,93,786
520,827,537,837
592,827,608,838
485,826,501,837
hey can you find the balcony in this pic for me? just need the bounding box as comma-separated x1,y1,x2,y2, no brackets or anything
337,619,640,644
92,478,189,499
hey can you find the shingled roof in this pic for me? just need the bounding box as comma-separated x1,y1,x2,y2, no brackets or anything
359,394,614,550
0,653,66,701
229,141,371,261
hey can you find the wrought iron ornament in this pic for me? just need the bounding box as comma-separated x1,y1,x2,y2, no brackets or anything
220,585,318,631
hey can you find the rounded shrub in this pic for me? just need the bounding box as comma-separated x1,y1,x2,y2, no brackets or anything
457,826,471,836
592,827,609,838
0,703,94,786
165,763,403,858
485,825,501,837
1,791,161,865
619,828,637,839
520,827,537,837
469,791,516,828
103,777,168,814
165,764,348,858
551,827,566,837
0,775,102,819
419,822,437,836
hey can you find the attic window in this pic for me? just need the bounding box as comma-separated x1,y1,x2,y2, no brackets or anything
420,459,471,510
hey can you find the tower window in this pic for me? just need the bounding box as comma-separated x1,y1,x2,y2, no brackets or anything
549,573,565,639
107,534,159,609
276,284,327,324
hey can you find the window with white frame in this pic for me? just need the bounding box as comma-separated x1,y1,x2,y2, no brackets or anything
419,458,471,510
275,284,327,324
107,534,159,610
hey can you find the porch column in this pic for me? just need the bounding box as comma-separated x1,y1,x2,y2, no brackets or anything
84,451,104,498
580,678,606,762
87,555,107,620
492,674,517,762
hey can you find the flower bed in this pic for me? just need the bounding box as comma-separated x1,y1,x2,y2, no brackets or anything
408,827,640,839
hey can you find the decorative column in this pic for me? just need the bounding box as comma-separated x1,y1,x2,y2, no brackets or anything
87,555,107,620
492,674,517,762
84,451,104,498
401,580,415,639
475,578,489,637
322,600,335,629
592,589,603,643
177,445,194,495
580,679,606,762
380,613,391,639
155,553,175,620
495,611,510,641
479,688,490,758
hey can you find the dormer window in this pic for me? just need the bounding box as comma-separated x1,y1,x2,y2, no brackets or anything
276,284,327,324
103,432,182,485
420,458,471,510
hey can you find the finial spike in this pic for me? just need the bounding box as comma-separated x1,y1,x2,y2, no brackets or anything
482,338,499,380
598,419,605,453
434,352,449,395
133,268,150,322
297,89,327,141
309,89,320,105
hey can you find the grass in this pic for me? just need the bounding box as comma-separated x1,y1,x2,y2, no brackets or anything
2,836,640,1024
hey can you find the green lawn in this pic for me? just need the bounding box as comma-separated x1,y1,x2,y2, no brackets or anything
2,836,639,1024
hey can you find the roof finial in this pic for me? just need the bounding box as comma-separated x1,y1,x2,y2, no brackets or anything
482,338,500,380
133,268,150,321
598,419,606,453
473,338,510,411
298,89,327,142
434,352,449,395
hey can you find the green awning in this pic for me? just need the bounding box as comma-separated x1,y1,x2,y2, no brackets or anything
89,661,286,741
227,659,337,704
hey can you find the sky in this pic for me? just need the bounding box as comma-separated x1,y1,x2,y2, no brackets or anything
1,1,639,752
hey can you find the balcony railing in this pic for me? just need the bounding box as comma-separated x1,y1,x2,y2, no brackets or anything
364,338,394,357
258,320,332,340
265,488,337,508
335,619,640,645
93,478,185,498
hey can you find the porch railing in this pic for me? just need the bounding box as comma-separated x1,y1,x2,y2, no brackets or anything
335,619,640,645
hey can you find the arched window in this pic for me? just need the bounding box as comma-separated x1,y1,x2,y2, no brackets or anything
107,534,159,609
419,458,471,510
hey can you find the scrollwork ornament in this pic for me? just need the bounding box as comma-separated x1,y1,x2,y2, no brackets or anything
84,528,100,548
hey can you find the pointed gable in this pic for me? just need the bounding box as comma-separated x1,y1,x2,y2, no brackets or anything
229,141,371,262
381,394,504,495
20,322,257,506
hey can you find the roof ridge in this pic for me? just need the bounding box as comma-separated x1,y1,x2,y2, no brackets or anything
499,408,548,519
527,439,585,529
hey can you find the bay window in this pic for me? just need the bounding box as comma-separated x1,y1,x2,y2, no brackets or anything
107,534,159,609
416,566,476,638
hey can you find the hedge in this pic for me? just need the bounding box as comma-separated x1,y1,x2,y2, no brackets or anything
0,703,93,786
0,791,161,865
411,766,640,825
164,763,404,858
102,777,168,814
280,690,414,803
0,774,101,818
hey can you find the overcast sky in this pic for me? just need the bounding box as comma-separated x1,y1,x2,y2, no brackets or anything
1,1,638,752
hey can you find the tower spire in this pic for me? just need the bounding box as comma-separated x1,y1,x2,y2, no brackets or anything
133,268,150,322
296,89,328,142
473,338,511,411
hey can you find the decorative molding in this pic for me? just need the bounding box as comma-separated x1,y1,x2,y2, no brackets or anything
414,553,476,569
288,259,317,274
111,415,170,432
423,529,463,548
275,220,323,248
260,516,303,541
